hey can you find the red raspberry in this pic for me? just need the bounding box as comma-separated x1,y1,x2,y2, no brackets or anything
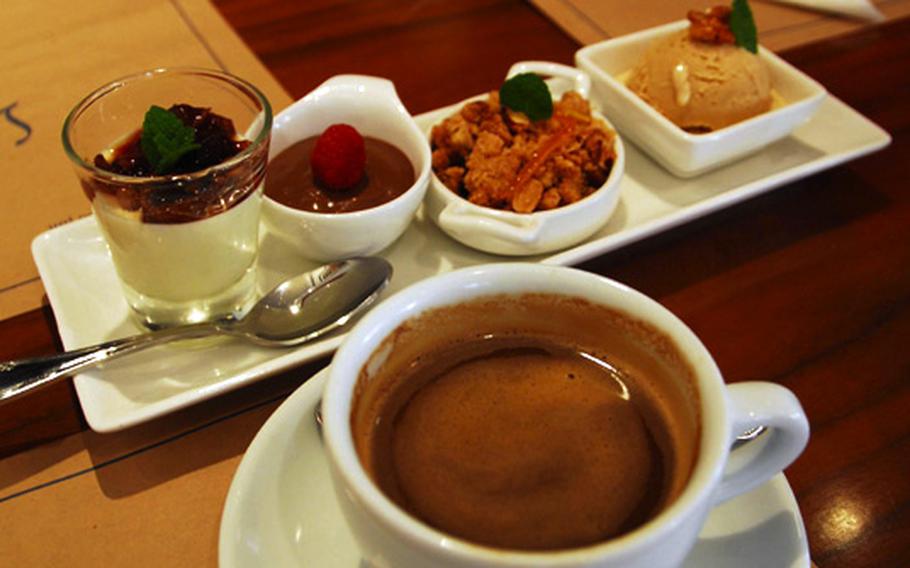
310,123,366,190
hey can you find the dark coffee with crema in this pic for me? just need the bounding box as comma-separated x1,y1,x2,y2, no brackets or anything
351,294,700,551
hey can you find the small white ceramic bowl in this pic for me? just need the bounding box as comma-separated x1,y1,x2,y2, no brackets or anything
575,21,827,178
263,75,430,262
425,61,625,257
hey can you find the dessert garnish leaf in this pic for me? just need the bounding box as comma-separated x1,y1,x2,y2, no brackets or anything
730,0,758,54
141,105,201,174
499,73,553,122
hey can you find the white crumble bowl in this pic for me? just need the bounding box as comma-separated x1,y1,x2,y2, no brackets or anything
575,20,827,178
425,61,625,257
263,75,430,262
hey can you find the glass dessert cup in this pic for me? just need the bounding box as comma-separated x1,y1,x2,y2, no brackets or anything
63,68,272,328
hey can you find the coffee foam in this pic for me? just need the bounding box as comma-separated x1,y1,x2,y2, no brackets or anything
351,293,701,550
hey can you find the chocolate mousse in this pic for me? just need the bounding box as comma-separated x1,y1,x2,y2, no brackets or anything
265,135,415,213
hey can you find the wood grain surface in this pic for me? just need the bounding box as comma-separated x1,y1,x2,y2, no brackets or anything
1,2,908,566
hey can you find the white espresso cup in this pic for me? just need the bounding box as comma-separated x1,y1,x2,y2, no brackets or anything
322,263,809,568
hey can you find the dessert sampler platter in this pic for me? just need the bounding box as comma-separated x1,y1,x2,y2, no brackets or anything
31,6,887,566
35,87,887,430
34,46,888,433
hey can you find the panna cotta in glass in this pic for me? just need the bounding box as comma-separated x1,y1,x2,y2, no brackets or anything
63,69,272,328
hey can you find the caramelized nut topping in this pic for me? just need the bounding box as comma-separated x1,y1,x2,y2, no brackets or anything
687,6,736,45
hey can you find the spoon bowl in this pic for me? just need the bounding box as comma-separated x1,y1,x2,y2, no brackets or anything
221,257,392,346
0,257,393,403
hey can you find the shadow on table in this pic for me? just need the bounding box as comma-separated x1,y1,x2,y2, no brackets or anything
84,360,326,499
0,435,85,497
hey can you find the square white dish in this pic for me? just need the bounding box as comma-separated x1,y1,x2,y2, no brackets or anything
32,89,889,432
576,20,828,178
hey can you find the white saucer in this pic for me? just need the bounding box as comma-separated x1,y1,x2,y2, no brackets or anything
219,368,810,567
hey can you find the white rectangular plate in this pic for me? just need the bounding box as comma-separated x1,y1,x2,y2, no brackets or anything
32,92,889,432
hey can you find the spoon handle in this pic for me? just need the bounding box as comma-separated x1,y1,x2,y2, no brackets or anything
0,322,217,403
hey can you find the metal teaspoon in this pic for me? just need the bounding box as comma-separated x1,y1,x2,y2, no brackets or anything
0,256,392,403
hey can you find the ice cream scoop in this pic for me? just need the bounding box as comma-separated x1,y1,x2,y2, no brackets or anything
628,29,772,131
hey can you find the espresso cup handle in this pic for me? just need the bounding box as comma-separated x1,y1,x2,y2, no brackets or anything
714,381,810,504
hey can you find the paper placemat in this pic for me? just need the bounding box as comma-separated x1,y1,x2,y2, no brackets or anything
0,0,292,322
532,0,910,51
0,359,322,567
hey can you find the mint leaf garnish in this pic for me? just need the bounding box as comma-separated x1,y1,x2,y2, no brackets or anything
141,105,200,174
730,0,758,54
499,73,553,122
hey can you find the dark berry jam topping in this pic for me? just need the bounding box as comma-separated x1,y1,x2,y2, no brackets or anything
94,104,250,177
83,104,267,224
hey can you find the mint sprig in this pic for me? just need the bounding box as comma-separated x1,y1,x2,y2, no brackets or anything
140,105,200,174
499,73,553,122
730,0,758,54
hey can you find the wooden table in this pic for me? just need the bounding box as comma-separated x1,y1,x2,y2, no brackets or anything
2,2,908,567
